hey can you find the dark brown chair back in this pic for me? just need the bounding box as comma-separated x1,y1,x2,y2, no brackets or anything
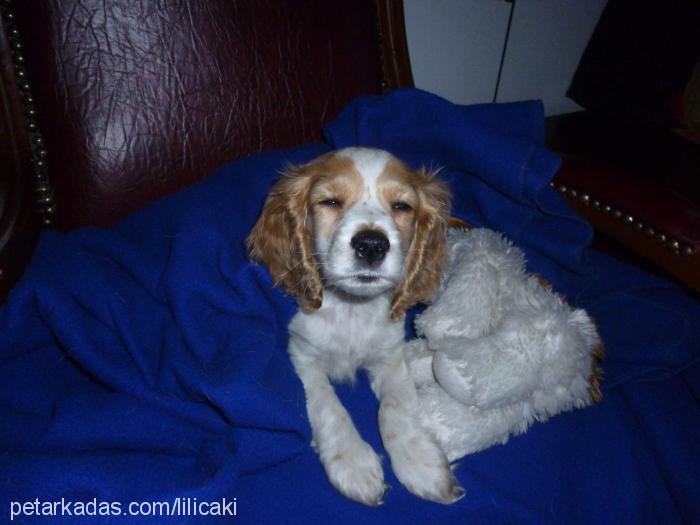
0,0,412,298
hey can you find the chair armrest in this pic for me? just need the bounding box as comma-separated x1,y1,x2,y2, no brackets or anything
547,111,700,293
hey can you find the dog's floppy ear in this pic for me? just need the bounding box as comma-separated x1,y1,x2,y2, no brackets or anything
390,169,451,320
247,166,323,312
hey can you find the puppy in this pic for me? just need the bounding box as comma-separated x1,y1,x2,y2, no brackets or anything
247,147,464,506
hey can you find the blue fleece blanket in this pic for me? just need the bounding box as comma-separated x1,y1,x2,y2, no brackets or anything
1,90,698,524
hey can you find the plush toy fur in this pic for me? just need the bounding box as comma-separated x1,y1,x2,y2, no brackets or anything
407,228,603,462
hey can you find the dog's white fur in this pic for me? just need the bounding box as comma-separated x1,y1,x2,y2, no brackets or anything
248,147,463,505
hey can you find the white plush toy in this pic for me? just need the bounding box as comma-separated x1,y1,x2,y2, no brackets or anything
407,227,603,462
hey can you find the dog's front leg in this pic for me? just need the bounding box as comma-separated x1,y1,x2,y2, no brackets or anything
368,352,465,504
290,346,386,506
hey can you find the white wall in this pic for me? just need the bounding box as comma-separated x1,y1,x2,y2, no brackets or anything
404,0,608,116
404,0,511,105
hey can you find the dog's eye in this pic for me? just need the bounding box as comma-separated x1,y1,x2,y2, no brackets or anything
319,198,343,208
391,201,412,212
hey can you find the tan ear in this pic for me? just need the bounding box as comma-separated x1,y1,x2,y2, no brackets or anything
390,170,451,320
246,167,323,312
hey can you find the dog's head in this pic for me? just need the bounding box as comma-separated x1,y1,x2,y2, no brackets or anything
247,147,451,320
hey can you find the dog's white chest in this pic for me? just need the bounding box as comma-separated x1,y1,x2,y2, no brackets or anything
288,292,404,381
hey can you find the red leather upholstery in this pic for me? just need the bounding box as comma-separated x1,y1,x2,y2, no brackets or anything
547,111,700,292
554,159,700,247
11,0,385,229
548,112,700,247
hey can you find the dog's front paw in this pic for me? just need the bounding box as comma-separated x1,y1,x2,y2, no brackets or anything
389,431,464,504
322,440,387,506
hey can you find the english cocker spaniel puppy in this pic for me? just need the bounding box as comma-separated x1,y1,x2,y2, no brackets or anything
247,147,464,506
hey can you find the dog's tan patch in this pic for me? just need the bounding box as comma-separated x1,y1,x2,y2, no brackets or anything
308,155,364,241
378,158,451,320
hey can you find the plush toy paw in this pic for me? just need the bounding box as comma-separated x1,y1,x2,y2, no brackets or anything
432,336,539,409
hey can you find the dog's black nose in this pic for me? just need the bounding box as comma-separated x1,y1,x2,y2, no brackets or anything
351,230,390,266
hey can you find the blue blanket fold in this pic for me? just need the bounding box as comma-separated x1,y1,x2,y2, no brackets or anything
1,89,698,524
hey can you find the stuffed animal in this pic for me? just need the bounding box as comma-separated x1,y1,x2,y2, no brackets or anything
406,227,604,462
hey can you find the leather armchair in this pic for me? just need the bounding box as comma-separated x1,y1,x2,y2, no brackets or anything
2,0,697,301
548,112,700,293
0,0,413,300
